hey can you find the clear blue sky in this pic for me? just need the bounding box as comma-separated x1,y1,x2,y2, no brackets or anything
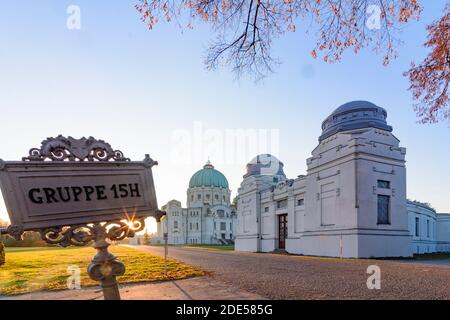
0,0,449,227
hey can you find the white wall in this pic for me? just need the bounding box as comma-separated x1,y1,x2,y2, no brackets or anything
437,214,450,252
407,202,437,254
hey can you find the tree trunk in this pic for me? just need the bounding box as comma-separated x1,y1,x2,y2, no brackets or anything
0,240,5,266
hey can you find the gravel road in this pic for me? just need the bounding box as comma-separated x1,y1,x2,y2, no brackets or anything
133,245,450,300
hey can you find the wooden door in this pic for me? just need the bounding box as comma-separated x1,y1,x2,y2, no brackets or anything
278,214,288,250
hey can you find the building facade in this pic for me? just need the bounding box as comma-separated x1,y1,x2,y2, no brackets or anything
407,201,450,254
235,101,450,258
153,161,237,245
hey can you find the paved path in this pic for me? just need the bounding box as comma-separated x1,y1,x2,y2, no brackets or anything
133,245,450,300
1,277,264,300
395,258,450,268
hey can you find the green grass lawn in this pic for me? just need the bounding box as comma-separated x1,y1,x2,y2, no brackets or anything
180,245,234,251
0,246,204,296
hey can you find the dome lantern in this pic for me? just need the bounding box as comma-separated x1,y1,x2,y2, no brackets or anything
319,100,393,142
203,159,214,169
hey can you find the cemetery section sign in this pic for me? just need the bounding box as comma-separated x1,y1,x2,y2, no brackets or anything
0,136,160,234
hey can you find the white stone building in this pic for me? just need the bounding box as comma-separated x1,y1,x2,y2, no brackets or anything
153,161,237,245
407,201,450,254
235,101,450,258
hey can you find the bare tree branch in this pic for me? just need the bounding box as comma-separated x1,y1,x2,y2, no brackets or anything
134,1,450,123
136,0,421,78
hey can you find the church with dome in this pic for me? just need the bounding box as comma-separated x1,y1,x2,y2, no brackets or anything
235,101,450,258
153,161,236,245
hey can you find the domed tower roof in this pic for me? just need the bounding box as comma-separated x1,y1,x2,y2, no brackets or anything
244,154,286,178
319,100,392,142
189,161,229,189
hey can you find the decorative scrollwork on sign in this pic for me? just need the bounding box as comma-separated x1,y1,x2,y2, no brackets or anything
39,218,146,247
154,210,166,222
143,154,158,168
40,225,93,247
23,135,130,162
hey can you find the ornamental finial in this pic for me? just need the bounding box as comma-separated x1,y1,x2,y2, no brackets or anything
204,159,214,169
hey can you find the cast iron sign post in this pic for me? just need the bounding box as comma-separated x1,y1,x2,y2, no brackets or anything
164,232,168,274
0,135,165,300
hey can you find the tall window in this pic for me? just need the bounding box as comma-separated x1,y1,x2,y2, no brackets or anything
264,207,269,213
377,195,390,224
415,217,420,237
377,180,390,189
196,222,199,230
173,221,178,229
297,198,304,206
220,222,226,231
427,220,430,238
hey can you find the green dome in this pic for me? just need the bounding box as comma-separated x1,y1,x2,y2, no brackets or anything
189,161,229,189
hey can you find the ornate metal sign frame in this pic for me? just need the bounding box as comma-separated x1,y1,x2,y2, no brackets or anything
0,135,163,241
0,135,166,299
